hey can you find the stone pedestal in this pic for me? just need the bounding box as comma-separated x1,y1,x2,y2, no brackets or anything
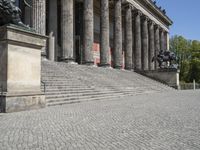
138,69,180,89
0,25,47,112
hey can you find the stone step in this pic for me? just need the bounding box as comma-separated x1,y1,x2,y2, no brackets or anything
42,60,173,107
45,90,136,99
46,94,130,106
46,96,118,106
45,88,159,101
44,88,122,95
46,90,159,107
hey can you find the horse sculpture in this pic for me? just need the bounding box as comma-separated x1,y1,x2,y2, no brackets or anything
0,0,30,28
152,50,178,69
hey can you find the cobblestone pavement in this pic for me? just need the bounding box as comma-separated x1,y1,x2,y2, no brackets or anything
0,90,200,150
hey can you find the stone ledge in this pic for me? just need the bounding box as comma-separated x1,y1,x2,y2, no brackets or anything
0,93,46,113
0,24,48,49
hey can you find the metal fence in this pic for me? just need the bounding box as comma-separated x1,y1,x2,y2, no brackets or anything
180,83,200,90
0,85,3,112
41,81,46,93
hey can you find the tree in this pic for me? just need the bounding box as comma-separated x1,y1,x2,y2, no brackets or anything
170,35,200,83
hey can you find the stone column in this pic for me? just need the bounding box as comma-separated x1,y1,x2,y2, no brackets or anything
148,20,155,70
83,0,94,65
124,4,133,70
113,0,122,69
32,0,46,56
100,0,110,67
155,25,160,69
134,10,142,70
48,32,55,61
141,15,149,71
165,32,170,50
32,0,46,35
23,0,32,26
48,0,58,61
160,28,165,51
61,0,74,62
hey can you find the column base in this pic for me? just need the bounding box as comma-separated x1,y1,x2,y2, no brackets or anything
41,51,47,58
98,63,111,68
0,92,46,113
62,58,75,63
113,65,122,69
134,68,142,72
125,66,133,71
83,61,94,66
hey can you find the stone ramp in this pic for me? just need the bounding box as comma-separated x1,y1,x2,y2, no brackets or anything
42,60,174,106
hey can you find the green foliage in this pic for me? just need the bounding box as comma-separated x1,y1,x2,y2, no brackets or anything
170,35,200,83
188,59,200,83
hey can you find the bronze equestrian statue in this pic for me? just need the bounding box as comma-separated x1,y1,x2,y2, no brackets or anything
152,50,178,69
0,0,30,28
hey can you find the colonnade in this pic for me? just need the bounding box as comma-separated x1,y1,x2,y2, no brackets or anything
31,0,169,71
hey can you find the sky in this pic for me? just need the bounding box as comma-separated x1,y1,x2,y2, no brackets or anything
155,0,200,41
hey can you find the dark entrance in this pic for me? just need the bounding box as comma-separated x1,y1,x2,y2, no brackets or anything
75,1,84,64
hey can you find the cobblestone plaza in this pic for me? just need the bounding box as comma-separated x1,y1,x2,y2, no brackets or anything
0,90,200,150
1,1,197,149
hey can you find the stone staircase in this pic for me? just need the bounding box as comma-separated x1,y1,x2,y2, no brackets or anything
42,60,174,106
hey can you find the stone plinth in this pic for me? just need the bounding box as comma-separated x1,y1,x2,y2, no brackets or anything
0,25,47,112
138,69,180,89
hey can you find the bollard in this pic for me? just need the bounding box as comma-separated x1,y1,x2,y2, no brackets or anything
193,79,196,90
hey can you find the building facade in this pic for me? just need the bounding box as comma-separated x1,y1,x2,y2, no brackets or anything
17,0,172,70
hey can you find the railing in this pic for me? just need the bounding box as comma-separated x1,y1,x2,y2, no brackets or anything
180,83,200,90
0,85,3,113
41,81,46,93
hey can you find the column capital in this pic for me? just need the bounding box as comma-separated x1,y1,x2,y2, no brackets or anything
154,24,160,29
113,0,122,2
164,30,169,34
160,27,165,32
123,3,134,10
141,15,149,22
148,20,155,26
133,9,143,16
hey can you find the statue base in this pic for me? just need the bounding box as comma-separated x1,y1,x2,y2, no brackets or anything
137,68,180,89
0,25,47,112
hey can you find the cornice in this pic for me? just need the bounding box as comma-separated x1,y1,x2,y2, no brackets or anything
145,0,173,25
124,0,173,27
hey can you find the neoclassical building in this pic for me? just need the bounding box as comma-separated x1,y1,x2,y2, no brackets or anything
16,0,172,70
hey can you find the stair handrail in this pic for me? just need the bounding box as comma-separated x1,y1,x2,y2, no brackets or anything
41,81,46,93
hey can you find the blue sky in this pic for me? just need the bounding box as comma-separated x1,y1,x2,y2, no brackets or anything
155,0,200,40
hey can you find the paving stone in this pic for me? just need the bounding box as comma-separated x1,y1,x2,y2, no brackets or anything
0,90,200,149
